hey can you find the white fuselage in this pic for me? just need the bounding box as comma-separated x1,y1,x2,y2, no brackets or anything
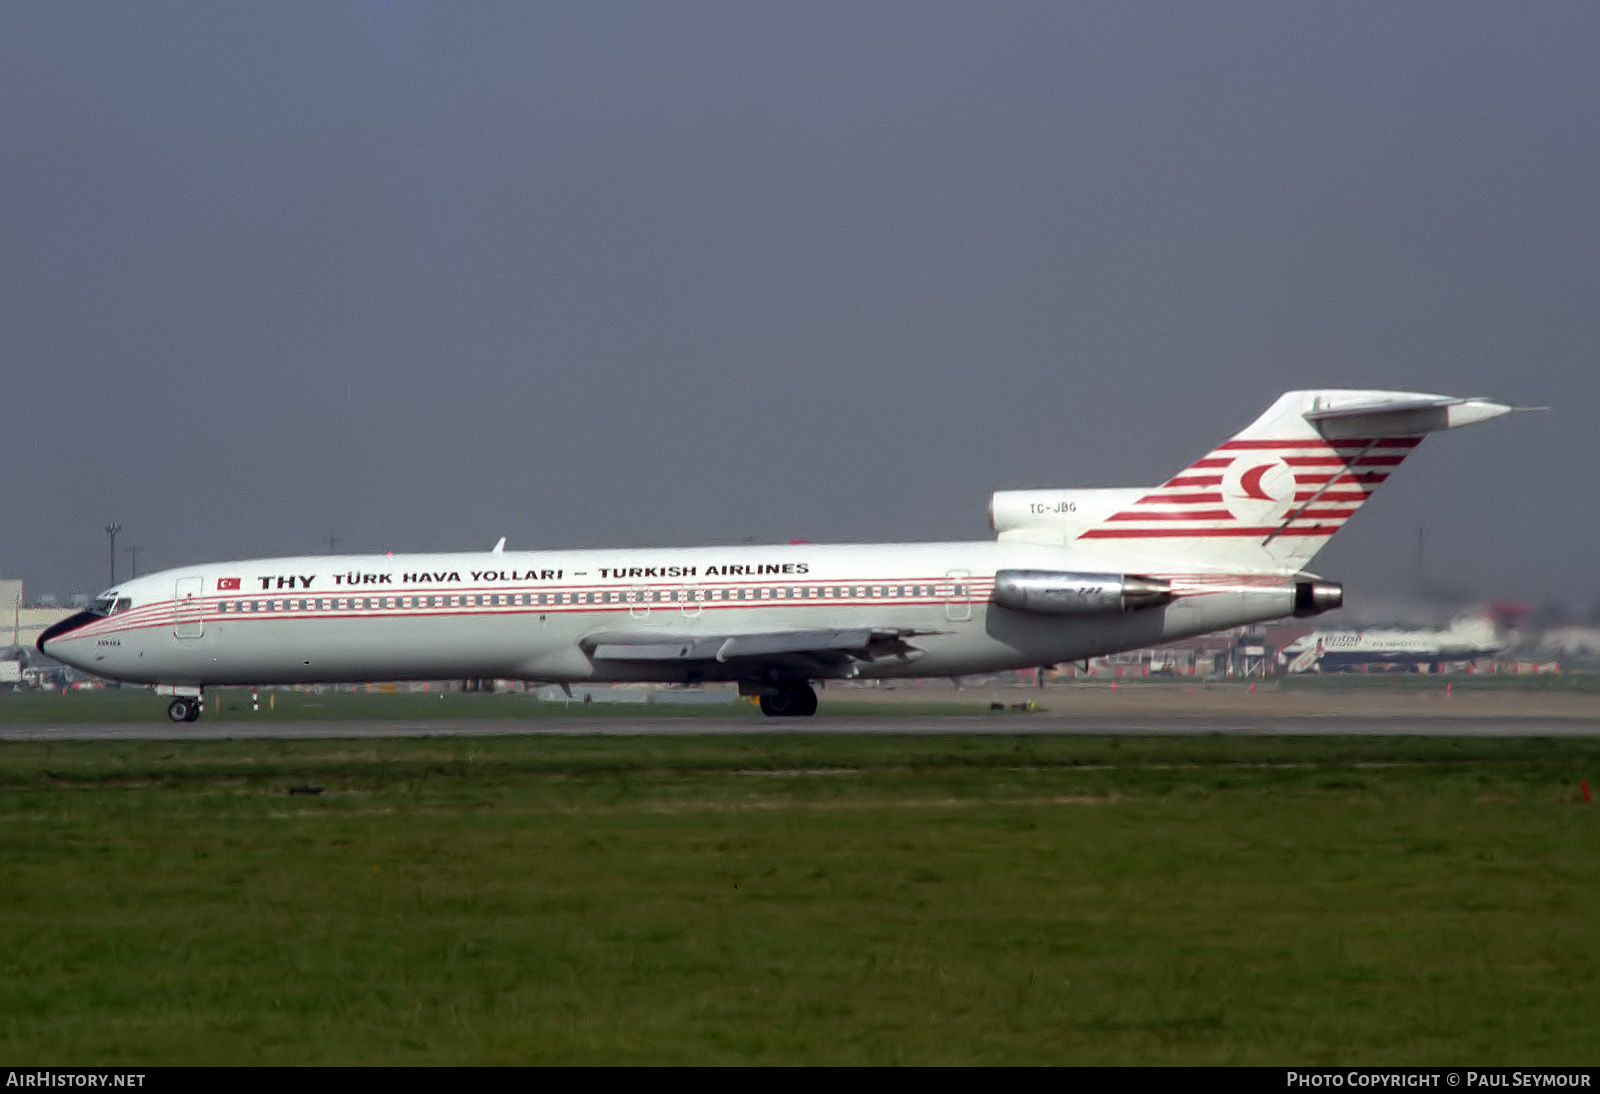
43,540,1297,688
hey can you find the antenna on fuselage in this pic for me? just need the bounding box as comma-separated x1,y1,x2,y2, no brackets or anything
491,537,506,554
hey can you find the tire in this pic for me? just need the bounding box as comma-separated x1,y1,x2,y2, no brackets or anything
758,683,817,717
167,699,193,723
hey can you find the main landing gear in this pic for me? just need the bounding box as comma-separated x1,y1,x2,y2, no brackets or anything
758,682,818,718
167,697,202,723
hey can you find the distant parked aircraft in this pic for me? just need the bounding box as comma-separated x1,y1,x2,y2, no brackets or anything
41,389,1522,721
1278,614,1504,673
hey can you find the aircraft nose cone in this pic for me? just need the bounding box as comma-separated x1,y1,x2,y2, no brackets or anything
37,611,98,661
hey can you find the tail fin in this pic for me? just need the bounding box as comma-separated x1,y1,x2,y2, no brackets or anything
1078,390,1517,572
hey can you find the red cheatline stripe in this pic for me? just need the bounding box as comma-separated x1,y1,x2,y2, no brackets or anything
1081,525,1340,539
1283,454,1409,467
57,576,1001,637
1218,437,1422,450
1137,492,1225,504
1189,458,1233,469
1161,475,1224,488
1107,509,1237,522
72,594,990,638
1291,507,1359,520
71,576,1000,616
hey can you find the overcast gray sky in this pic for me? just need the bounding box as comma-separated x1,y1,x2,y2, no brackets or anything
2,2,1595,608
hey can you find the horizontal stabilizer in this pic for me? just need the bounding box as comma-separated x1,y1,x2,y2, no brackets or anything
1303,394,1517,438
1068,388,1525,572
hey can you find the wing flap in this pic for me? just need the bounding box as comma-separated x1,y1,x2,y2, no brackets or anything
590,639,724,662
588,628,919,665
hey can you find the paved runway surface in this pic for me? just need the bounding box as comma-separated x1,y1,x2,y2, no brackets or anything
5,713,1599,740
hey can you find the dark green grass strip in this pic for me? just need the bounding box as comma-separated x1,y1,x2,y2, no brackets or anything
2,735,1597,1064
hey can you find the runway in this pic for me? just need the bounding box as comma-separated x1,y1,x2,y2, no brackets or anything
5,712,1599,740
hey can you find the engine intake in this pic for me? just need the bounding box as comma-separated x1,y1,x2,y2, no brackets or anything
993,570,1173,615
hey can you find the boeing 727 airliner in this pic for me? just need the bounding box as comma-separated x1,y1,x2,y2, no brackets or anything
41,389,1522,721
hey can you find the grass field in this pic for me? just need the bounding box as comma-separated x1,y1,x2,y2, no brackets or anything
2,733,1597,1064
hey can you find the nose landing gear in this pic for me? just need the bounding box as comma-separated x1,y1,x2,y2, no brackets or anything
166,697,202,723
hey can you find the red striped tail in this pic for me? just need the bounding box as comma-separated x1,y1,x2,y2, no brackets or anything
1076,390,1436,571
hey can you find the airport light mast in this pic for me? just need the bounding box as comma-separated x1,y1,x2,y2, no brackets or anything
104,521,122,586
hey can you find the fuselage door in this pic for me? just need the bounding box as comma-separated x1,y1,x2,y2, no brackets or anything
629,585,650,620
173,576,204,639
945,569,973,622
681,584,702,618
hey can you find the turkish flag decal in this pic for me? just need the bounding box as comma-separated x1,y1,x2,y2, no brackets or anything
217,577,241,591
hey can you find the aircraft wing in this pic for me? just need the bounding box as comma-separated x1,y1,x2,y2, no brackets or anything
586,628,925,673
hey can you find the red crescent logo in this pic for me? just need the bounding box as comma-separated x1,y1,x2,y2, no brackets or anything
1239,464,1276,501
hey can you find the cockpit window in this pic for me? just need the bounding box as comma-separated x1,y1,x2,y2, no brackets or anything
86,596,134,617
110,598,134,614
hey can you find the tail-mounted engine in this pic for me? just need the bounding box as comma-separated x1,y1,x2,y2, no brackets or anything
992,570,1173,615
1293,579,1343,617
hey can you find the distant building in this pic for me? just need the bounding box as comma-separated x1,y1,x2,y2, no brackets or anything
0,581,75,652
